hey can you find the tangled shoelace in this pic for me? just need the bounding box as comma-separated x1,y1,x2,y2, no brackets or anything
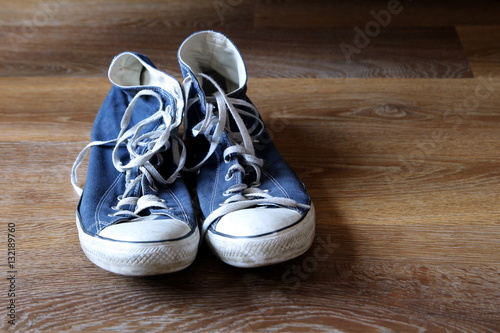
183,74,310,237
71,89,186,219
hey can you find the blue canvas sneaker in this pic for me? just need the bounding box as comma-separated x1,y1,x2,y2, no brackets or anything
178,31,315,267
71,52,199,276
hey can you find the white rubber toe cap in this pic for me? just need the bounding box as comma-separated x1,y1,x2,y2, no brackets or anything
98,219,191,242
214,207,302,237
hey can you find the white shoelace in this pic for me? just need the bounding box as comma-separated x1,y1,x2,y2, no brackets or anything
71,89,186,219
183,74,310,237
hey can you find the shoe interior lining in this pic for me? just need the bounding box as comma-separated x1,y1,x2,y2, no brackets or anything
179,32,246,94
109,53,171,88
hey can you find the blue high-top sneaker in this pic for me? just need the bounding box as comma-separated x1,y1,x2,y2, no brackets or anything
178,31,315,267
71,52,199,276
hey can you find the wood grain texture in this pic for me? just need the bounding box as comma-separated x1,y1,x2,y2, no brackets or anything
1,0,500,332
457,25,500,78
1,77,500,331
0,1,473,78
255,0,500,28
0,26,474,78
236,27,472,78
0,78,108,141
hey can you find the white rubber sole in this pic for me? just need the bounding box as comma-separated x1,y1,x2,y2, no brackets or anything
76,216,199,276
205,204,316,268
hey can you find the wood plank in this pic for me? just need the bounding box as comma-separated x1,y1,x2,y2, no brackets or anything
0,0,254,28
0,0,473,78
0,26,473,78
3,76,498,141
256,0,500,28
2,225,498,332
1,77,499,229
0,134,498,265
0,77,107,141
236,27,472,78
0,0,254,77
3,0,499,31
1,155,498,331
7,266,500,332
250,78,500,226
0,1,499,331
457,25,500,78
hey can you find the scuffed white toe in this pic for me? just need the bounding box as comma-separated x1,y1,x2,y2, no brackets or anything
77,216,199,276
206,204,316,268
98,219,191,242
215,207,302,237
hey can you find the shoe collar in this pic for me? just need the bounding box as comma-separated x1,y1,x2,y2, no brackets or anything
109,52,185,128
178,30,248,96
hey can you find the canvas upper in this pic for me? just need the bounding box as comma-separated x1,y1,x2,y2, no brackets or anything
178,31,315,267
71,52,199,275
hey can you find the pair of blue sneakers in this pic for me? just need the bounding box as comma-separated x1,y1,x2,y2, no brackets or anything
71,31,315,276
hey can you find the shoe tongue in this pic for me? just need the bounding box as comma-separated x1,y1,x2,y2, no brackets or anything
114,95,166,198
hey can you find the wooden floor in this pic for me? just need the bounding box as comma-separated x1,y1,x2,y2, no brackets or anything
1,0,499,332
